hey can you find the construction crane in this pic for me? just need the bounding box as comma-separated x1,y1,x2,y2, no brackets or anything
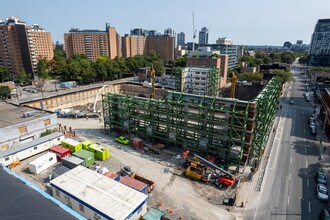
230,72,237,98
151,66,156,99
192,12,197,51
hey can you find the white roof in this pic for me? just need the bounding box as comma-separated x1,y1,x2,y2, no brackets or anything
50,166,148,220
62,138,80,146
29,152,56,165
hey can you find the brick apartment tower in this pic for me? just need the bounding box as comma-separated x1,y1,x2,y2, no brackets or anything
0,17,53,78
145,35,175,61
64,23,119,61
121,35,146,58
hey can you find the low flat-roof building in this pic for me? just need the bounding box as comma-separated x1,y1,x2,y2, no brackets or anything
0,102,58,150
50,166,149,220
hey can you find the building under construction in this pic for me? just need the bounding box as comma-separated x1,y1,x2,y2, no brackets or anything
102,77,281,167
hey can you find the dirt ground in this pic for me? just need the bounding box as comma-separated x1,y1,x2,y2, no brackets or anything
58,117,237,220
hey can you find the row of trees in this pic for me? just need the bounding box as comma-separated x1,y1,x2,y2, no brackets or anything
239,51,305,67
43,50,165,83
237,69,292,83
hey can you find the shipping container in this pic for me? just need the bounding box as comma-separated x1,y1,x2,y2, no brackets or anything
119,176,148,193
132,137,144,150
62,155,85,169
0,132,64,167
72,150,94,168
81,140,93,150
86,144,110,161
61,138,82,153
28,152,57,174
49,145,70,160
103,172,120,181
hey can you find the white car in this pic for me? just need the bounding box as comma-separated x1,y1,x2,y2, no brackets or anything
317,184,329,202
310,122,316,128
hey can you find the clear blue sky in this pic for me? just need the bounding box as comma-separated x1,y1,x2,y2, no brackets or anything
1,0,330,46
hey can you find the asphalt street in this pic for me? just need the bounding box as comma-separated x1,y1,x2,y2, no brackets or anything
244,64,328,220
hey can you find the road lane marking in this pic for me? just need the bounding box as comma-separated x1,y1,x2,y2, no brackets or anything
308,202,311,213
305,147,307,154
290,157,292,164
289,173,291,181
307,178,309,187
287,196,290,206
306,161,308,168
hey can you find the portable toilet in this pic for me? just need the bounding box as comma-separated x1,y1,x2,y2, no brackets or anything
61,138,82,153
81,140,93,150
87,144,110,161
49,145,70,160
72,150,95,168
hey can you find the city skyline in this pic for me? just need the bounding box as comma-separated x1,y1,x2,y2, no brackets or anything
1,0,330,46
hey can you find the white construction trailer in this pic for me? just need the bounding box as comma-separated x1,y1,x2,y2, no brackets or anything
28,152,57,174
0,132,64,167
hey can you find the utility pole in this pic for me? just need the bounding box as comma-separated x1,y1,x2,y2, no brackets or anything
192,12,196,51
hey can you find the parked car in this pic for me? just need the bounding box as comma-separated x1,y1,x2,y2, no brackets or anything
320,209,330,220
310,127,317,136
289,100,294,105
115,136,129,145
120,165,133,176
316,171,327,184
310,122,316,129
317,183,329,202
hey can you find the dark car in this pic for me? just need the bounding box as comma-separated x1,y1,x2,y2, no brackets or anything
310,127,317,136
316,171,327,184
320,209,330,220
289,100,294,105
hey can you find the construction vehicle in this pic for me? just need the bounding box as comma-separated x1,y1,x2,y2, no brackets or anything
9,159,20,169
184,154,236,187
230,72,237,98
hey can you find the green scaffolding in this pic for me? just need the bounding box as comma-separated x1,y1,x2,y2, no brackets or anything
252,77,282,161
102,77,281,166
206,67,220,96
103,92,250,166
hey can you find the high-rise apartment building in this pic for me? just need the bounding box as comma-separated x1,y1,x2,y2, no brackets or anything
177,32,185,46
308,19,330,66
216,37,232,45
199,27,209,45
210,44,238,71
121,35,146,58
148,30,158,36
164,28,176,37
130,28,148,36
64,23,119,61
0,17,53,77
145,35,175,61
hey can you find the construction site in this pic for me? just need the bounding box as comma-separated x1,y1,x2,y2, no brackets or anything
102,76,281,172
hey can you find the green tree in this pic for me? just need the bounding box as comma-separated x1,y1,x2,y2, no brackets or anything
0,66,10,82
281,52,295,64
237,73,263,81
54,49,66,59
0,86,11,99
18,69,32,85
94,62,107,81
174,55,187,67
272,69,292,83
37,59,49,79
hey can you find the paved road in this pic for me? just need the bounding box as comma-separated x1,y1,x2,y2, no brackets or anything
244,64,328,220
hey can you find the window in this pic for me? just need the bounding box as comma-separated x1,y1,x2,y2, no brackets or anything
44,119,51,125
18,126,27,134
49,157,53,161
57,138,60,141
34,147,38,150
55,189,60,197
5,157,9,161
79,203,85,212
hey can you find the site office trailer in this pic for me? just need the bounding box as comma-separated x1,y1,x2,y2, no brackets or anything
62,155,85,169
49,145,70,160
72,150,95,168
61,138,82,153
0,132,64,167
81,140,93,149
28,152,57,174
86,144,110,161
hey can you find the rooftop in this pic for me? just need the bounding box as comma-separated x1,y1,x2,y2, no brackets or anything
0,102,54,128
0,166,81,220
0,132,64,158
50,166,148,220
